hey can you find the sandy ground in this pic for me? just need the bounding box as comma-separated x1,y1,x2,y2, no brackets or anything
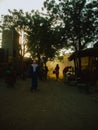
0,78,98,130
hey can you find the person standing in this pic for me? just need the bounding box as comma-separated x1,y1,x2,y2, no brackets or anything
44,64,48,80
55,64,60,80
5,64,17,87
63,66,70,82
29,60,39,92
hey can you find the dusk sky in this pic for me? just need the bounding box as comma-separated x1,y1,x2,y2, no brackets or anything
0,0,45,16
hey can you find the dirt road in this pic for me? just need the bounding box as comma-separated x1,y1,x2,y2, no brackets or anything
0,78,98,130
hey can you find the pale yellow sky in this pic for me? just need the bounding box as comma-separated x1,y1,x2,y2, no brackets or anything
0,0,45,16
0,0,91,17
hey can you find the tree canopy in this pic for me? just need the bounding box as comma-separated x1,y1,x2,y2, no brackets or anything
43,0,98,51
1,0,98,62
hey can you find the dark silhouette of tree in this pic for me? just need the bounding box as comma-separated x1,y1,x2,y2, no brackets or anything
2,9,59,63
43,0,98,76
43,0,96,51
26,11,57,63
1,0,98,67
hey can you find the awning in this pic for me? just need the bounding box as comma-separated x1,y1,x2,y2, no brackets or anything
68,47,98,61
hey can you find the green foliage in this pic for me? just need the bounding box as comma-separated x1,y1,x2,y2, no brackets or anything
1,0,98,63
43,0,98,51
2,9,58,62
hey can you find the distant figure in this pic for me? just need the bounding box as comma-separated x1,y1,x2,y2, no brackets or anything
63,66,71,82
55,64,60,80
29,60,39,92
38,64,44,80
5,64,16,87
43,64,49,80
63,66,70,75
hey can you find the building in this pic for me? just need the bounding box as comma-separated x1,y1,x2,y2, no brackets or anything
69,43,98,86
0,29,20,77
1,29,20,63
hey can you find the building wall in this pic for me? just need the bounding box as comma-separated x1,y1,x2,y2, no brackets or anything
2,29,19,62
81,57,89,70
2,30,13,57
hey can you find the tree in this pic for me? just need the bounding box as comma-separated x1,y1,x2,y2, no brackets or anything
43,0,96,51
85,0,98,44
1,9,59,63
2,0,98,67
43,0,98,76
2,9,30,58
26,11,57,63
